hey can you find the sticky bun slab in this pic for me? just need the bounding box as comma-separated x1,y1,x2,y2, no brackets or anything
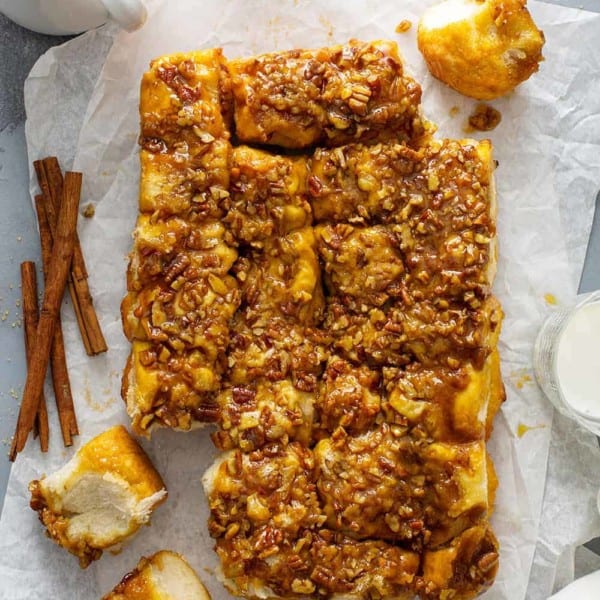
125,40,505,600
228,40,425,149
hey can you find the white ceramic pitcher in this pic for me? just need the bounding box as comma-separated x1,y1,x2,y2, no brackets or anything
0,0,147,35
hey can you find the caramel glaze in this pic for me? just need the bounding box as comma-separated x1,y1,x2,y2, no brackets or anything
124,42,504,600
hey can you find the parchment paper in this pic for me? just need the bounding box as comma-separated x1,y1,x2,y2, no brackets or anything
1,1,600,598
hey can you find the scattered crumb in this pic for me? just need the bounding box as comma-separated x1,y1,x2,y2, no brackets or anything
467,103,502,132
544,293,558,306
84,381,116,413
84,385,96,410
1,310,8,321
15,300,21,308
395,19,412,33
449,106,460,117
318,15,334,40
16,236,22,242
511,368,534,390
82,203,96,219
9,388,19,400
517,423,546,438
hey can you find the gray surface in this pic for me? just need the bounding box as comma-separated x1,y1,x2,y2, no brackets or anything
0,123,38,498
0,13,72,512
0,0,598,524
0,15,70,130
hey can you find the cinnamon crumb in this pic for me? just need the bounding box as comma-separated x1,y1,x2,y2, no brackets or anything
449,106,460,117
467,103,502,132
395,20,412,33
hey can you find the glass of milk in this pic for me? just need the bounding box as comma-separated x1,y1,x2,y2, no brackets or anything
533,290,600,435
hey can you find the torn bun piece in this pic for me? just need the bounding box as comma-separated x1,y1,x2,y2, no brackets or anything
418,0,544,100
29,425,167,567
103,550,211,600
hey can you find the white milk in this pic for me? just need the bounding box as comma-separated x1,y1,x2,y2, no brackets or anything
556,301,600,418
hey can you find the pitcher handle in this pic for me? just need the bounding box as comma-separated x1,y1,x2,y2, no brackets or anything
101,0,147,32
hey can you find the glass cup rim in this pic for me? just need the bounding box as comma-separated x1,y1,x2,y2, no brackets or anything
552,289,600,422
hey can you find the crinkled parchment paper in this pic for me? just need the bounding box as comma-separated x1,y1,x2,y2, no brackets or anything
1,1,600,598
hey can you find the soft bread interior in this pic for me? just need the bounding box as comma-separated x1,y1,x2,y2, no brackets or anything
61,473,141,544
42,466,166,546
150,551,212,599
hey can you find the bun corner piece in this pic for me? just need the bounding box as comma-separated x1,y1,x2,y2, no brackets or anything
417,0,544,100
102,550,211,600
29,425,167,568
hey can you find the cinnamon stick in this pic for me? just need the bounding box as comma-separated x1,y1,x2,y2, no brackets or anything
34,158,107,356
35,195,78,446
19,262,49,453
39,160,91,356
10,173,81,459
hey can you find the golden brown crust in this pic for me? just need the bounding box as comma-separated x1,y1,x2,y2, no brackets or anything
126,217,238,292
316,223,405,310
103,554,155,599
29,426,166,567
311,139,495,302
124,341,221,434
315,425,488,548
315,357,382,436
140,49,231,146
227,318,329,393
128,41,505,600
233,228,324,328
418,0,544,100
103,550,210,600
212,379,315,452
383,357,497,444
309,142,423,223
418,523,500,599
226,146,312,246
228,40,425,149
125,50,241,433
325,295,502,370
206,444,419,598
75,426,165,492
